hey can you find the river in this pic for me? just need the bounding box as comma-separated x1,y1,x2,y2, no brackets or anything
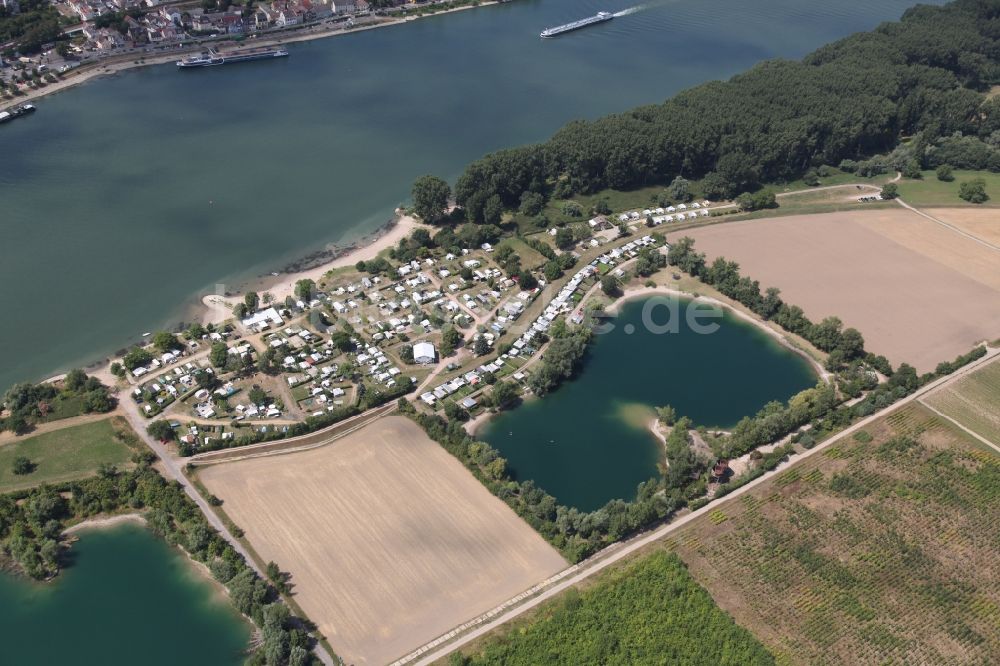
0,0,935,392
479,296,817,511
0,524,250,665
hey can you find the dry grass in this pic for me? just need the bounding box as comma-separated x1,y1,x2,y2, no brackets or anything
925,207,1000,249
673,210,1000,372
661,403,1000,665
198,415,566,665
924,355,1000,445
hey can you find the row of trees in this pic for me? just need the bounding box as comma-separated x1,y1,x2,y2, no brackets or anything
421,0,998,227
666,237,879,372
0,458,317,664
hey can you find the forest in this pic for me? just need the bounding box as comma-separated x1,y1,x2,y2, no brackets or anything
435,0,1000,224
451,551,774,666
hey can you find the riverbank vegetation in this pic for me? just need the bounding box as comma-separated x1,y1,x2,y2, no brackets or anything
0,370,115,435
0,455,320,665
418,0,999,229
452,551,774,666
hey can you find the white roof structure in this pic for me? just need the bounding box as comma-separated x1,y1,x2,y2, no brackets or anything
413,341,436,364
241,307,284,330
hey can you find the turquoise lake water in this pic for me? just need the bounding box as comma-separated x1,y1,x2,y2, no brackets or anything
0,524,250,665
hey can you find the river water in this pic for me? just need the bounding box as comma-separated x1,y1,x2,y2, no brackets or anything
0,0,934,391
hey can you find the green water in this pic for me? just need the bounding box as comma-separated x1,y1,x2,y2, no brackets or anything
480,297,816,511
0,0,937,393
0,524,250,665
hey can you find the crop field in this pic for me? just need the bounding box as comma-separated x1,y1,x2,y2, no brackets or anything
0,418,136,492
924,207,1000,248
675,210,1000,371
197,415,567,666
924,356,1000,445
660,403,1000,665
451,551,774,666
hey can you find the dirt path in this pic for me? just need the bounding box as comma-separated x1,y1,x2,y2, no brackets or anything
0,410,120,446
406,345,1000,665
917,397,1000,455
894,198,1000,253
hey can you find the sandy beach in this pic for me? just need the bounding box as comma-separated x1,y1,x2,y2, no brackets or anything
200,212,428,324
64,513,146,535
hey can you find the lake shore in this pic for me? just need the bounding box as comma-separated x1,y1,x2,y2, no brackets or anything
606,285,830,381
64,512,146,535
0,2,500,112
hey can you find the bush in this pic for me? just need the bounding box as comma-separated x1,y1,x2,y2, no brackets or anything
935,164,954,181
958,179,988,203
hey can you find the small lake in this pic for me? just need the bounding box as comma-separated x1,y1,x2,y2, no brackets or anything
480,296,816,511
0,523,250,666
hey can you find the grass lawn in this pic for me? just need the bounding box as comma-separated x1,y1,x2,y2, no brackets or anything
895,169,1000,206
773,168,889,193
36,393,88,423
500,237,549,269
0,418,137,492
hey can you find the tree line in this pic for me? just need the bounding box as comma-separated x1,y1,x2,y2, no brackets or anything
418,0,999,225
0,456,319,665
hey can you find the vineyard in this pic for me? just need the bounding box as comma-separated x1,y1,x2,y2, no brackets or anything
662,403,1000,665
924,357,1000,446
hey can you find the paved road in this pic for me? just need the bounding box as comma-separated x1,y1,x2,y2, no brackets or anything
119,395,339,666
408,345,1000,665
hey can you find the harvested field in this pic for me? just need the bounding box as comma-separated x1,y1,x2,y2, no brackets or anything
925,207,1000,249
924,355,1000,445
673,210,1000,372
197,415,566,665
662,403,1000,665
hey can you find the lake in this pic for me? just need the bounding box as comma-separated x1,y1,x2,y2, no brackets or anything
479,296,817,511
0,524,250,665
0,0,939,393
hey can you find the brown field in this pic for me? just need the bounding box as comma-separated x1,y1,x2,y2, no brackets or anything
925,207,1000,249
673,210,1000,372
197,415,566,665
662,403,1000,665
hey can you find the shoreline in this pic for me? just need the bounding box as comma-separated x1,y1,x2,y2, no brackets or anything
63,512,147,535
0,2,500,112
199,211,428,325
606,285,830,381
465,282,828,440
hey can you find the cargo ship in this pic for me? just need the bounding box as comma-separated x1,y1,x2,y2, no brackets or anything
177,46,289,68
0,103,36,124
540,11,613,38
